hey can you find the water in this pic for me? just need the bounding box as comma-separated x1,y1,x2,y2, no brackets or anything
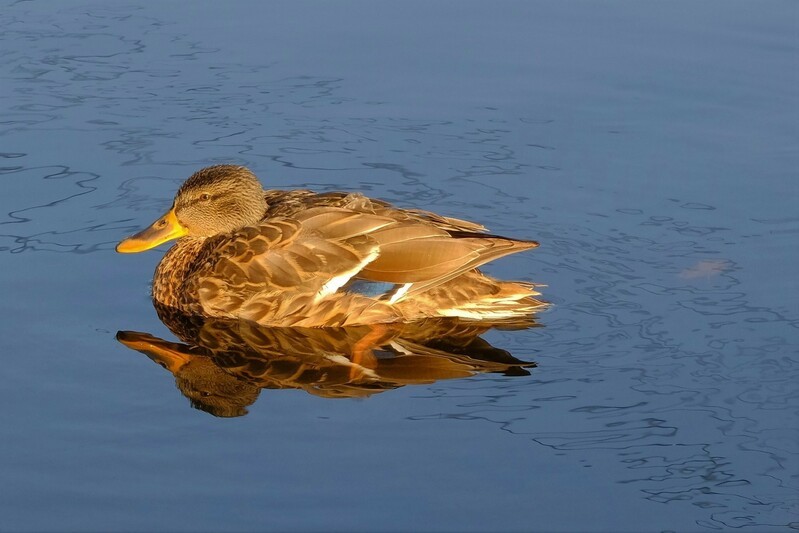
2,1,797,531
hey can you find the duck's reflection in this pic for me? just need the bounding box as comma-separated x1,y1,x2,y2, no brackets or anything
117,304,537,417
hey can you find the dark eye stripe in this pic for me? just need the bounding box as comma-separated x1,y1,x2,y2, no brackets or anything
186,193,216,205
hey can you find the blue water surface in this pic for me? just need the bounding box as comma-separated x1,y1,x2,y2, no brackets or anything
1,1,797,531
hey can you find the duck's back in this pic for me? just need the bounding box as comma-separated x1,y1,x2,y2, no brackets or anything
262,189,487,234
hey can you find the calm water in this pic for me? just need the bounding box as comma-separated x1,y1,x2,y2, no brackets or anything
2,1,797,531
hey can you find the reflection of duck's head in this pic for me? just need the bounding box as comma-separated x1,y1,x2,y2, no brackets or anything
116,165,266,252
176,359,260,418
116,331,259,418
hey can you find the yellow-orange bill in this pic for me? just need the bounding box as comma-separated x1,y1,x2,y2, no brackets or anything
116,331,194,374
116,208,187,253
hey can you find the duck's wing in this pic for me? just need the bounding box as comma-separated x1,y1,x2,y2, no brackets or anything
193,217,393,325
192,206,535,325
297,206,538,300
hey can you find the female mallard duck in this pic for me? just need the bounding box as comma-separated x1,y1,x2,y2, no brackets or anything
116,165,543,327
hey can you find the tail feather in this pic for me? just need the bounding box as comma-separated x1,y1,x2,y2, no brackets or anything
402,273,547,324
437,288,545,321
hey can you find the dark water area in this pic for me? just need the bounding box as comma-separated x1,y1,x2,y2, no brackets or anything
1,1,797,531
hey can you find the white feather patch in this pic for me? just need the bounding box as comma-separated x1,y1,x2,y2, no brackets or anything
388,341,414,355
388,283,413,304
324,354,379,379
315,247,380,302
438,309,522,320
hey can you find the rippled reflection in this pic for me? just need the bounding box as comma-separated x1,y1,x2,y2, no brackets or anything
117,303,537,417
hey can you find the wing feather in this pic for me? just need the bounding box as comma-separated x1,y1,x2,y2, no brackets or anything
195,218,382,321
187,195,536,324
299,207,537,296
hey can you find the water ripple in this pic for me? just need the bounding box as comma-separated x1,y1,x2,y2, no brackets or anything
1,3,796,531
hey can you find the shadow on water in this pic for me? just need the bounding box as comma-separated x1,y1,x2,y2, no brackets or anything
117,303,539,417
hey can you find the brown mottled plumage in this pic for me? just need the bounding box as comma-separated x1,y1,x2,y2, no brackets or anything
117,165,544,326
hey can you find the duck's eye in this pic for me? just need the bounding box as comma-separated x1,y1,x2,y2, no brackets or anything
199,193,211,201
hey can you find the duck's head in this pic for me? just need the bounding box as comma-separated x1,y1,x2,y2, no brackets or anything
116,165,267,253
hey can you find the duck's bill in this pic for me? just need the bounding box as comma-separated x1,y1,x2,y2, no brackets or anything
116,208,187,253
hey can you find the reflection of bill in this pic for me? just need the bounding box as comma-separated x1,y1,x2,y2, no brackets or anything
117,309,538,418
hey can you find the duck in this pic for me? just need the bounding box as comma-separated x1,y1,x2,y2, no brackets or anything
116,165,544,327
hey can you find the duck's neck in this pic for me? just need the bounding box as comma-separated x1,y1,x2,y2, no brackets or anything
152,237,209,310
